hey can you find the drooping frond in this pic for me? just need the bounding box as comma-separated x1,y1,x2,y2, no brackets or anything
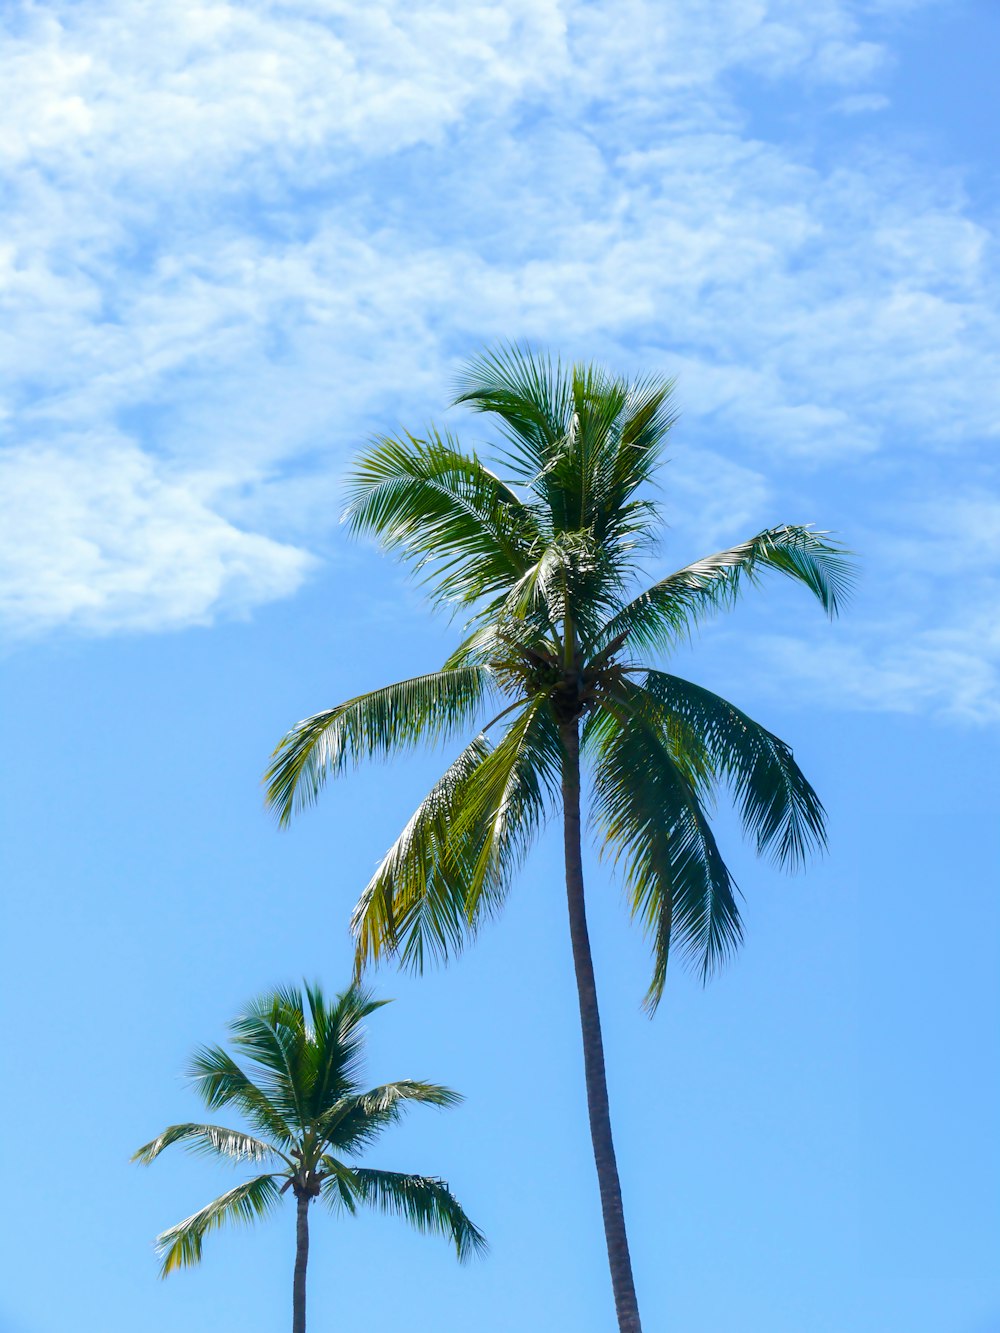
589,681,743,1007
154,1174,282,1277
343,429,542,611
446,695,561,925
132,1123,284,1167
639,670,827,868
351,699,559,977
340,1166,488,1262
320,1157,361,1214
594,526,854,662
265,667,494,824
351,736,495,975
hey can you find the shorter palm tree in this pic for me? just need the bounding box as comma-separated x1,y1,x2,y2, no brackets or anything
134,983,485,1333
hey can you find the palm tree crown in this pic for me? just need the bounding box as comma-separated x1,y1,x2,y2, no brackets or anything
267,345,852,1007
134,984,484,1288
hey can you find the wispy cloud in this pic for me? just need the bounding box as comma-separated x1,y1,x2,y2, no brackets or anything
0,435,314,635
1,0,995,721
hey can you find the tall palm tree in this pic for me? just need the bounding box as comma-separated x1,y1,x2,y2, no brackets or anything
134,984,485,1333
265,345,853,1333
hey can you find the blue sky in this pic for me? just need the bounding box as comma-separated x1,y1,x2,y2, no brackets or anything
1,2,997,1330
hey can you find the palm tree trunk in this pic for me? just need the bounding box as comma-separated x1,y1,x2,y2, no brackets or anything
293,1192,309,1333
561,720,643,1333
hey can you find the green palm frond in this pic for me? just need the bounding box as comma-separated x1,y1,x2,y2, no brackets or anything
316,1081,461,1154
132,1123,285,1167
187,1047,295,1147
496,529,628,647
301,984,386,1118
342,1166,488,1262
589,682,743,1007
456,345,676,560
343,429,541,608
319,1156,360,1214
639,670,827,867
265,667,494,824
447,695,561,925
154,1174,282,1277
350,736,493,973
594,525,854,661
357,1079,462,1114
453,342,572,482
227,1001,309,1128
351,699,559,977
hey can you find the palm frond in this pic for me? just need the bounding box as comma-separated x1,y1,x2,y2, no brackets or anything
350,735,496,974
639,670,827,867
304,984,387,1118
351,700,559,978
595,526,855,662
447,696,561,925
227,997,310,1128
154,1174,282,1277
589,682,743,1007
265,667,493,825
187,1047,294,1147
343,428,542,610
317,1081,461,1154
453,341,571,483
132,1123,284,1167
344,1167,488,1262
319,1156,360,1214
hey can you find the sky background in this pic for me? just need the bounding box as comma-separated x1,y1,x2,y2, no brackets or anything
1,1,998,1330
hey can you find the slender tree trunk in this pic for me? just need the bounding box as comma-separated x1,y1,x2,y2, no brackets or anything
561,720,643,1333
293,1192,310,1333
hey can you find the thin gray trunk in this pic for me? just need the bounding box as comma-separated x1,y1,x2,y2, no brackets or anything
561,719,643,1333
293,1192,309,1333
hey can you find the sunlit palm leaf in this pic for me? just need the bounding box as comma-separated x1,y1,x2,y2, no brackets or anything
317,1081,461,1154
343,429,541,609
350,736,493,973
304,985,387,1119
132,1123,283,1167
453,341,571,483
154,1174,282,1276
594,525,854,661
265,667,494,824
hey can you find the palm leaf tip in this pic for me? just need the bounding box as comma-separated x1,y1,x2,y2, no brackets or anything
265,669,493,827
349,1167,487,1262
154,1174,282,1277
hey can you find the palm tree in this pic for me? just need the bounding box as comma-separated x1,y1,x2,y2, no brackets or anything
134,983,485,1333
265,345,853,1333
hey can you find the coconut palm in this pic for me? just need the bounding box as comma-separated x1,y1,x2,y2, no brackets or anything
133,983,485,1333
265,345,853,1333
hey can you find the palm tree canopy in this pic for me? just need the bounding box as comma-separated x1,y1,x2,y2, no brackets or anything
134,984,486,1275
266,344,854,1007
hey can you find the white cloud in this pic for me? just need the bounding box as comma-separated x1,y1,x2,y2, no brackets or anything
0,0,996,726
0,437,315,635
